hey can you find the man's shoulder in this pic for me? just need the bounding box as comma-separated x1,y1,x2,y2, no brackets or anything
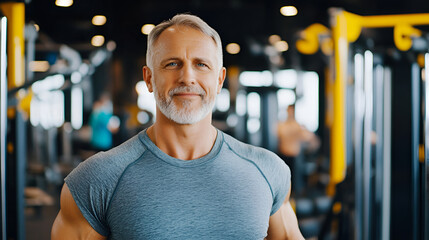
222,132,283,167
221,131,291,207
68,131,148,180
104,131,147,160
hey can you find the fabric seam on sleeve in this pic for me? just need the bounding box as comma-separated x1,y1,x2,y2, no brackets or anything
105,150,149,215
223,141,275,201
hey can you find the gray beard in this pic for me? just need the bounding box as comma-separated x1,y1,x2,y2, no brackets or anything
153,84,216,125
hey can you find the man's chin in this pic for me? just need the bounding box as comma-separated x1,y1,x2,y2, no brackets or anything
172,98,200,108
162,106,211,125
155,96,215,125
168,111,206,125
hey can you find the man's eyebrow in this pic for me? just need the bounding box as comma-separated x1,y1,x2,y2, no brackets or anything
159,57,181,65
194,57,213,64
160,57,214,65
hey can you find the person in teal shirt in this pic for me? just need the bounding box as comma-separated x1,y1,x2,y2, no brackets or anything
89,94,118,150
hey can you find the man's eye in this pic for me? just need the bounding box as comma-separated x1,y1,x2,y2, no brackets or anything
166,62,178,67
197,63,208,68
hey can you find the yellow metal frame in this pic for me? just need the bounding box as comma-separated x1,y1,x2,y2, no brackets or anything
296,23,331,55
328,9,348,194
328,10,429,194
0,2,25,89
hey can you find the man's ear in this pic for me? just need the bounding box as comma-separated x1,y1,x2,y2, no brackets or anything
142,66,153,93
217,67,226,94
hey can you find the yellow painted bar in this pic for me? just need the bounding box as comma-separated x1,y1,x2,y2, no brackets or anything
0,2,25,89
328,9,347,195
394,24,422,51
296,23,330,55
361,13,429,28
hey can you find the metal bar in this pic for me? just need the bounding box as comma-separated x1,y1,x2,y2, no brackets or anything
411,63,420,240
328,9,347,195
363,50,374,240
343,11,429,29
374,64,384,240
354,52,364,240
361,13,429,28
0,15,7,240
0,2,25,89
16,112,26,240
339,12,429,51
425,53,429,240
381,67,392,240
260,91,278,153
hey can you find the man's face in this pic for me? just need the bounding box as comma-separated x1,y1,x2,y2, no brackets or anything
144,26,226,124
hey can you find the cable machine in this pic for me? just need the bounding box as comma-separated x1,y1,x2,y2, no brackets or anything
335,10,428,240
297,10,429,240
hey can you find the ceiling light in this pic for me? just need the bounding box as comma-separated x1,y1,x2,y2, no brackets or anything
268,35,281,45
280,6,298,16
92,15,107,26
226,43,240,54
29,61,50,72
55,0,73,7
91,35,105,47
141,24,155,35
274,40,289,52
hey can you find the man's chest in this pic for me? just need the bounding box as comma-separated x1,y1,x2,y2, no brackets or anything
106,162,273,239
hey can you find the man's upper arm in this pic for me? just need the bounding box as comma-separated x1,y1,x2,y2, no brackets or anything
51,183,107,240
266,183,305,240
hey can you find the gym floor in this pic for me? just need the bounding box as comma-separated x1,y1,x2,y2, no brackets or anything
25,184,61,240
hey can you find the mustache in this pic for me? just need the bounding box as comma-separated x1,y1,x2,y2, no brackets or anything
169,85,206,97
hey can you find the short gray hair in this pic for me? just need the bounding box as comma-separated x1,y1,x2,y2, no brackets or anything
146,14,223,70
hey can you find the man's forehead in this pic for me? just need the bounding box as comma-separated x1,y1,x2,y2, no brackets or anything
152,26,217,58
155,25,215,47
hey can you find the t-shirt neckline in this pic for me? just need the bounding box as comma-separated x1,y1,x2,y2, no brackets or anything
139,128,223,167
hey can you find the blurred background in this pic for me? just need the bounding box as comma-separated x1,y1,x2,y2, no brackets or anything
1,0,429,239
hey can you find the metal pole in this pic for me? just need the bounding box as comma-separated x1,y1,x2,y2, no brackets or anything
381,67,392,240
411,63,420,240
354,52,364,240
424,53,429,240
0,15,7,240
374,64,384,240
363,50,374,240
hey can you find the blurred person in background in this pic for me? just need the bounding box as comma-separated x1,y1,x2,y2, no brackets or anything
277,104,320,195
89,93,119,151
277,104,320,159
52,13,304,239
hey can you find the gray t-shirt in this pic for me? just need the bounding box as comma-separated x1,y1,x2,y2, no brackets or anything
65,129,291,239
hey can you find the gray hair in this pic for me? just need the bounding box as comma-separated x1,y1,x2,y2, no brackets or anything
146,14,223,70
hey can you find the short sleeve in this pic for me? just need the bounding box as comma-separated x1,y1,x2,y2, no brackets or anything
269,156,291,216
65,152,114,236
64,131,147,237
221,132,292,217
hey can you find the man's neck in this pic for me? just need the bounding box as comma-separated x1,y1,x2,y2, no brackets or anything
147,114,217,160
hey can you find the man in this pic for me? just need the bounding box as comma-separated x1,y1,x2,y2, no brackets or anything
277,105,320,157
52,14,304,239
277,104,320,195
89,93,118,151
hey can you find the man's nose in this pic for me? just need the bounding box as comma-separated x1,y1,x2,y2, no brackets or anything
179,64,196,85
